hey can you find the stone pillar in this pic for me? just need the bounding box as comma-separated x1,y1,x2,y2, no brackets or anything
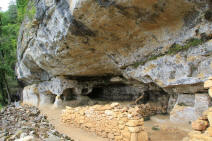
126,119,148,141
22,84,39,106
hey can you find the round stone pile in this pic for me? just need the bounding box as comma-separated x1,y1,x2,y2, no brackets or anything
0,103,73,141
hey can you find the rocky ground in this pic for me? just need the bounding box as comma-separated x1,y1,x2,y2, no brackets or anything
0,103,73,141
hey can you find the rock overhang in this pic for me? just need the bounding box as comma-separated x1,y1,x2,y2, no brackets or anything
16,0,212,95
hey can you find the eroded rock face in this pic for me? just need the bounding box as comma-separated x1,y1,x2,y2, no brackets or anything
17,0,212,116
170,93,211,123
16,0,212,87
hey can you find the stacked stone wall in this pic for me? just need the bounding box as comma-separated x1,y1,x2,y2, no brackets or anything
61,103,148,141
185,77,212,141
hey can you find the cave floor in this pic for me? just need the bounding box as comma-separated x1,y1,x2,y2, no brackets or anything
39,104,191,141
144,115,191,141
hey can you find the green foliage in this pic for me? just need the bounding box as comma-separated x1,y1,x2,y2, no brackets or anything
27,1,36,20
0,0,29,105
132,61,144,68
131,38,204,68
167,38,203,55
16,0,29,22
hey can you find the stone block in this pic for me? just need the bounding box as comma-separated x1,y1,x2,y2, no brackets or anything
170,105,197,123
208,112,212,125
176,94,195,107
128,126,142,133
108,133,115,139
130,133,138,141
126,120,143,127
195,94,211,117
111,102,120,108
209,88,212,98
204,80,212,88
23,85,39,106
122,127,131,140
137,131,149,141
207,127,212,137
192,120,208,131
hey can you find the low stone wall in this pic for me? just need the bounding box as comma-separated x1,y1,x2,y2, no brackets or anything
61,103,148,141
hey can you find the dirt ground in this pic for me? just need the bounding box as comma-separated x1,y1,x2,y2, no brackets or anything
144,115,191,141
40,105,191,141
39,105,108,141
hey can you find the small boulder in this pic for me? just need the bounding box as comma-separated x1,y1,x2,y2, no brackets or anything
192,120,208,131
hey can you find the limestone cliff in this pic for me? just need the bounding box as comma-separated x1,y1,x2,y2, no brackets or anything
16,0,212,99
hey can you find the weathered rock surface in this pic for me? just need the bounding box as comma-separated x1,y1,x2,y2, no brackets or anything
15,0,212,127
170,93,211,123
0,103,73,141
16,0,212,93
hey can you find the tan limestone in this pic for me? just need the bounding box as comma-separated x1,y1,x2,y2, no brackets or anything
207,127,212,137
192,120,208,131
204,80,212,88
61,102,148,141
209,88,212,98
208,112,212,125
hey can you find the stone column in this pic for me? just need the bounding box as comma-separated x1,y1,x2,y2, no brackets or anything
126,119,148,141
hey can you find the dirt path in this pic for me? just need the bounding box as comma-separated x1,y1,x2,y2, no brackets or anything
144,115,191,141
39,105,108,141
39,104,191,141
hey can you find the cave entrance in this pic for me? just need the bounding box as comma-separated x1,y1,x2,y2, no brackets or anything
87,84,142,103
61,88,76,101
87,84,170,111
60,84,170,116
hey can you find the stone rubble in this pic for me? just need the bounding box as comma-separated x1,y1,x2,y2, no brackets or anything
184,77,212,141
138,103,167,118
61,102,149,141
0,103,73,141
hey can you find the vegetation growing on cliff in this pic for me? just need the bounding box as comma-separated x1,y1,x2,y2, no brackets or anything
0,0,29,106
132,38,204,68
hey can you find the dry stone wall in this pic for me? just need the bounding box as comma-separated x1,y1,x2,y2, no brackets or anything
61,103,148,141
184,77,212,141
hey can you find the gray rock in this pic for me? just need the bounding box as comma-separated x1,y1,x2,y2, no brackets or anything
0,104,73,141
15,0,212,123
195,94,211,116
125,42,212,94
16,0,212,95
170,93,211,123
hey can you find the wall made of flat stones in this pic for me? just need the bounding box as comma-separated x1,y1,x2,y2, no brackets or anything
61,103,148,141
184,77,212,141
